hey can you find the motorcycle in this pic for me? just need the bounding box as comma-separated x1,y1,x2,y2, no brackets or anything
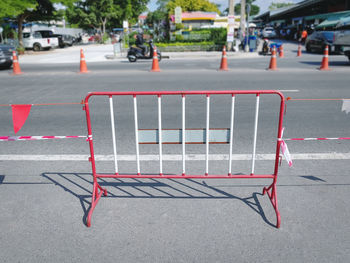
127,39,162,63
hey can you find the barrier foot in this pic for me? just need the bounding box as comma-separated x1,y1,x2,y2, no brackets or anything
262,182,281,228
86,180,107,227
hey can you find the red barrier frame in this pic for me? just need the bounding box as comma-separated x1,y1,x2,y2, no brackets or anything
83,90,285,228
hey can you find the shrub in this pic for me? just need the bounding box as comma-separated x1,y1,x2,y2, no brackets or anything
165,28,227,44
175,34,184,42
128,32,137,46
175,23,184,30
209,28,227,45
155,41,215,47
16,46,25,54
102,33,109,44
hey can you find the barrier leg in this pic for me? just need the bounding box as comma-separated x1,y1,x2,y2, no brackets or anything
262,182,281,228
86,178,107,227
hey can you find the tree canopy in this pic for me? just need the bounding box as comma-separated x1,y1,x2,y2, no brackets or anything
268,2,295,11
234,0,260,16
0,0,37,19
166,0,220,15
65,0,120,34
65,0,149,32
0,0,70,47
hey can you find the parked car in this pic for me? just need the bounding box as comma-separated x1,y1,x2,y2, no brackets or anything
52,34,74,48
305,31,340,54
22,31,59,51
262,27,277,38
63,34,74,46
0,44,15,69
334,17,350,61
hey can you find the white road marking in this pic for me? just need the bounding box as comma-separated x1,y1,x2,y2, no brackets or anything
277,90,299,93
0,153,349,161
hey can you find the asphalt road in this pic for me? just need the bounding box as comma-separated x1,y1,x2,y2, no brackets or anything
0,41,349,262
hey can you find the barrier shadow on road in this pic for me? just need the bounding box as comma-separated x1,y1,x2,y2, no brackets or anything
41,172,276,228
299,61,350,67
0,174,53,185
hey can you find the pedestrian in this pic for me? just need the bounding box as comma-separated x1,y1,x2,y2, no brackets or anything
301,29,308,44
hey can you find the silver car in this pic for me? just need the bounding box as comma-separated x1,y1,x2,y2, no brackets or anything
334,16,350,61
262,27,277,38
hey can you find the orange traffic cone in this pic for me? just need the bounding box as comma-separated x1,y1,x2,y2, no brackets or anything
150,47,160,72
219,45,228,71
268,46,278,70
297,44,302,57
79,49,89,73
12,51,22,75
279,45,284,58
319,45,330,70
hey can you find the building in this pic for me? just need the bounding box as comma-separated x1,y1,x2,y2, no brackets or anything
170,12,219,28
254,0,350,30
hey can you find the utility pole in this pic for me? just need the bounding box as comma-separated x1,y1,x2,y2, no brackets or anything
240,0,246,39
227,0,235,51
244,3,250,52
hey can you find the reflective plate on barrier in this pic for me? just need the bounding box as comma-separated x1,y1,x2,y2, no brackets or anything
138,129,230,144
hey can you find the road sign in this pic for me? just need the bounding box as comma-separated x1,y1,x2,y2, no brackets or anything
227,15,235,43
228,15,235,25
246,3,251,15
123,20,128,29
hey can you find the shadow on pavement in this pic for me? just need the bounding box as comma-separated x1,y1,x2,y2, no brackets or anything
41,172,276,228
0,174,52,185
299,61,350,67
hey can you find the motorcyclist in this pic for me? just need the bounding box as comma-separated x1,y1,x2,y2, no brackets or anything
261,38,269,55
134,32,146,56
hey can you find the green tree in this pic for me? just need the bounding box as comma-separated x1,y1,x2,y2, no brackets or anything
166,0,220,15
146,9,167,27
0,0,69,47
66,0,121,35
0,0,36,19
66,0,148,32
156,0,170,12
234,0,259,16
269,2,294,11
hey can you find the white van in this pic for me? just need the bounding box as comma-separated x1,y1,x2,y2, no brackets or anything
22,31,59,51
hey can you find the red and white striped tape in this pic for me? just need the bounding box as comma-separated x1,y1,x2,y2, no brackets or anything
0,135,87,141
278,136,349,167
281,137,350,141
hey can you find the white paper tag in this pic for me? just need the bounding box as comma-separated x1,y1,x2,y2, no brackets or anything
281,140,293,167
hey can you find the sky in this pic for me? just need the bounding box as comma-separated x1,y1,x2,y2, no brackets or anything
147,0,304,15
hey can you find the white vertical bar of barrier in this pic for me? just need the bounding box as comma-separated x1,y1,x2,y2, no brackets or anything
109,96,118,174
158,95,163,175
228,95,235,175
205,95,210,175
133,96,140,174
182,95,186,175
251,94,260,175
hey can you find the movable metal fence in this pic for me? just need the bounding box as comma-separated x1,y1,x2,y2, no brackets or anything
84,90,285,227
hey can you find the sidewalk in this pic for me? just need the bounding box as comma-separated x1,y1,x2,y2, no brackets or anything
18,43,260,64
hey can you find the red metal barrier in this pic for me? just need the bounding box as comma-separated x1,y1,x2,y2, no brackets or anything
83,90,285,228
